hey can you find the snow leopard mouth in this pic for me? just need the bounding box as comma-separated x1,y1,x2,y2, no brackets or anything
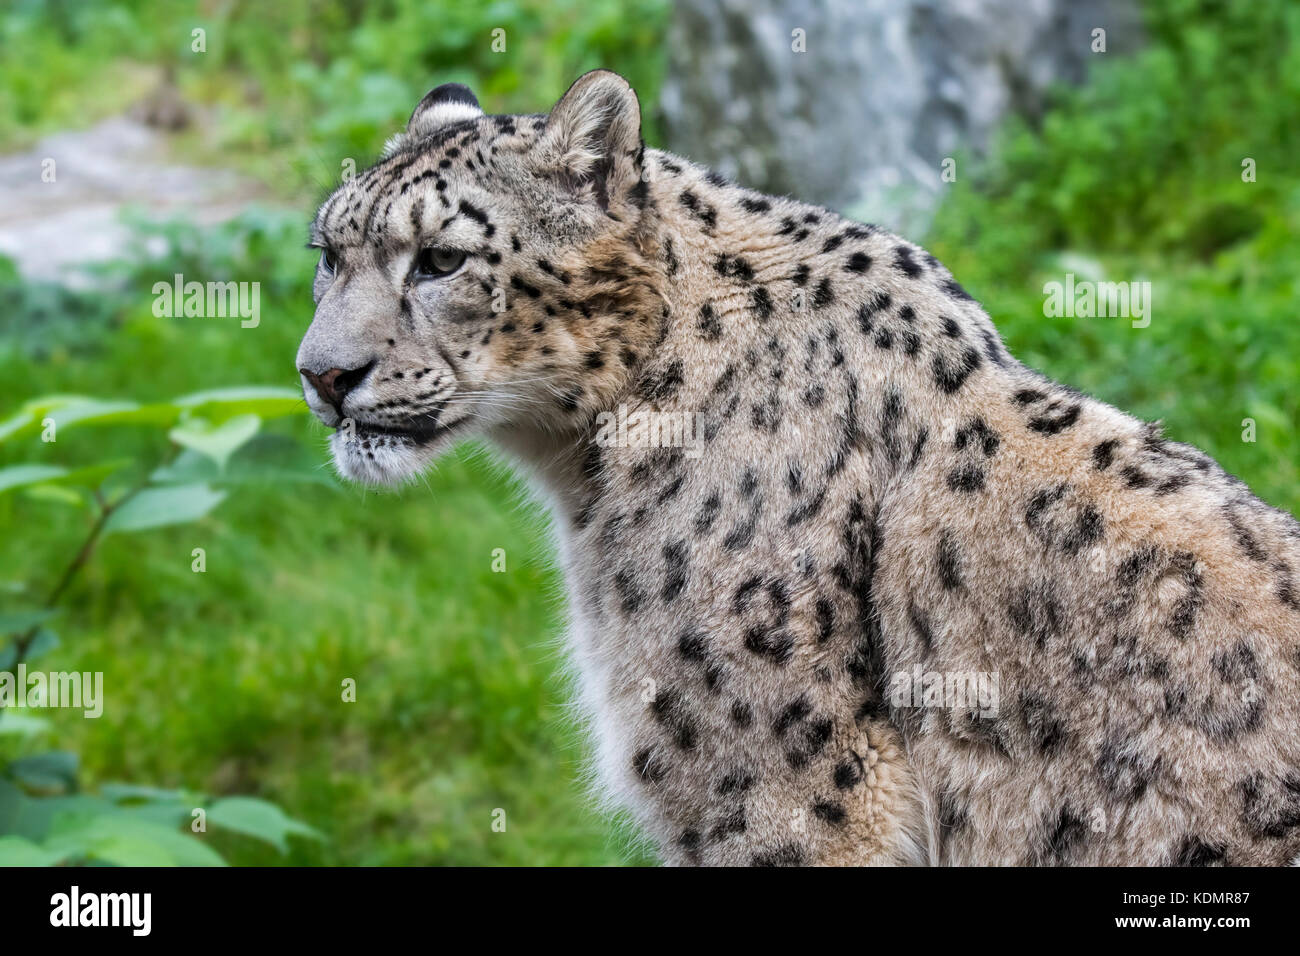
342,413,472,446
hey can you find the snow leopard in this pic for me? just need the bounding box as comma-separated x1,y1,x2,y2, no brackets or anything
296,71,1300,866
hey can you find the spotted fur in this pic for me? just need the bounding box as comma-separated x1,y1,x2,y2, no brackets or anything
297,72,1300,866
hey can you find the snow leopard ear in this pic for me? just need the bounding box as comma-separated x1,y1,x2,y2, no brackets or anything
539,70,644,211
384,83,483,156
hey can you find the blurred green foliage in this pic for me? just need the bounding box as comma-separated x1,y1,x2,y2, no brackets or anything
0,383,326,865
0,0,1296,866
0,0,670,193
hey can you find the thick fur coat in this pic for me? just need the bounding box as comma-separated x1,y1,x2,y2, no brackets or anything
296,72,1300,866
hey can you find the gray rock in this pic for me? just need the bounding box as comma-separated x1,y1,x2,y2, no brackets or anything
658,0,1142,233
0,117,259,285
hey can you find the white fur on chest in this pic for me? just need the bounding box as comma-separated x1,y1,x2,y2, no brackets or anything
558,551,664,833
565,611,632,799
531,466,654,824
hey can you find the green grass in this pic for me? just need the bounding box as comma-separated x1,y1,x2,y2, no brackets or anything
2,0,1297,866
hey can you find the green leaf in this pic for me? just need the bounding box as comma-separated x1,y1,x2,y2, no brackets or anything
0,713,50,738
0,397,74,443
16,627,60,666
114,800,192,829
27,627,60,659
0,396,168,443
0,461,130,497
8,751,79,792
52,460,133,489
51,399,176,428
0,627,60,670
44,813,228,867
0,608,59,635
152,437,338,488
0,387,303,444
0,779,31,836
100,783,189,804
0,835,68,866
206,796,323,853
103,483,226,533
0,779,24,833
174,387,306,423
0,782,106,841
0,465,66,494
21,485,86,508
169,414,261,470
100,788,196,829
149,449,217,485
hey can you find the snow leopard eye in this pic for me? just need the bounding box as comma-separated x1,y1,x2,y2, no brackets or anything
413,247,466,280
319,248,338,274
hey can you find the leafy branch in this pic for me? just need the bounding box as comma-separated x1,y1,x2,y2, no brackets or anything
0,386,328,865
7,477,146,669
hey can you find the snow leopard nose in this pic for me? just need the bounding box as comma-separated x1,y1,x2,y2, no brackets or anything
300,361,374,410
